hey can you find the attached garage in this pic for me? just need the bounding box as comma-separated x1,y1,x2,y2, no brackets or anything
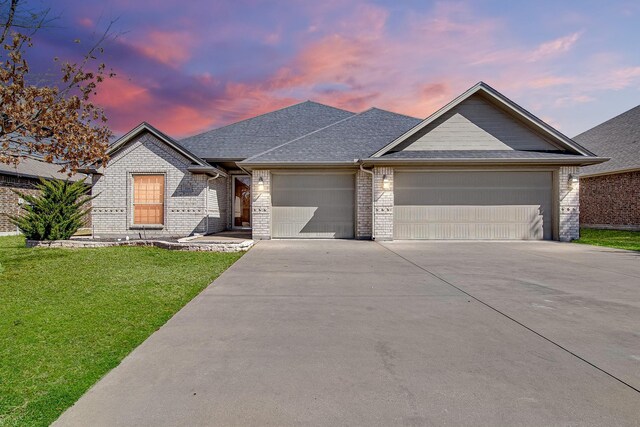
394,171,554,240
271,173,355,238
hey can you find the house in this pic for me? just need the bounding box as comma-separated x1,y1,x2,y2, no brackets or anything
0,157,87,235
574,106,640,231
90,82,606,241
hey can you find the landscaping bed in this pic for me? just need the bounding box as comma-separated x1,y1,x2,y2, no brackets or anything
0,236,243,426
574,228,640,251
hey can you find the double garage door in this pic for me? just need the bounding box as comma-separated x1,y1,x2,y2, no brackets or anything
394,171,553,240
270,171,553,240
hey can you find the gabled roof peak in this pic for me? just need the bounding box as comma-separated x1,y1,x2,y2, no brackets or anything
371,81,597,157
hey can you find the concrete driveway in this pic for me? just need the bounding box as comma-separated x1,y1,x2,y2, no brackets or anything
55,240,640,426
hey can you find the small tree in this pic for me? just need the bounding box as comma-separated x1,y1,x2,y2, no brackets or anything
0,0,115,172
10,178,93,240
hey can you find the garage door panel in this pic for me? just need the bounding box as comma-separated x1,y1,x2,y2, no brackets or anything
394,172,552,240
272,174,355,239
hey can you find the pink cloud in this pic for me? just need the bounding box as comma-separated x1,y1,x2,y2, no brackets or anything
528,32,582,61
128,30,195,66
94,75,217,135
81,1,638,138
529,76,574,88
554,94,595,107
78,17,94,28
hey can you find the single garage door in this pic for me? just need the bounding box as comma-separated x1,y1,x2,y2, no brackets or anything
272,173,355,238
394,171,553,240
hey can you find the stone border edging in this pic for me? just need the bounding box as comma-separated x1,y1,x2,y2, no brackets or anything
26,239,253,252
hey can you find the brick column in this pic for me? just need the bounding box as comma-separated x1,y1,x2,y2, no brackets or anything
559,166,579,241
252,170,271,240
373,167,394,240
356,170,372,239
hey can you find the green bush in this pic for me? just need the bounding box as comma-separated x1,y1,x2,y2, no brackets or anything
10,178,93,241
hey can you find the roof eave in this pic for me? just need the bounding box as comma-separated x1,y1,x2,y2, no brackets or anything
239,161,359,170
186,165,228,177
579,166,640,178
362,156,609,166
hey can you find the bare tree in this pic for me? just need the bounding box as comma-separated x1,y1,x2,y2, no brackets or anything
0,0,115,172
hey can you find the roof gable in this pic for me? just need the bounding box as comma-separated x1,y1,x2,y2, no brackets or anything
107,122,226,176
179,101,354,160
372,82,595,157
575,105,640,176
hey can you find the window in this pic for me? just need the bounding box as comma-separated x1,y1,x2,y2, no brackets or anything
133,175,164,225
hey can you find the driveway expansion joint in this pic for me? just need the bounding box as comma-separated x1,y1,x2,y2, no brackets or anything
377,242,640,396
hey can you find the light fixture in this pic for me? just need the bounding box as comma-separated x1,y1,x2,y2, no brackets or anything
382,174,391,190
568,173,579,187
257,176,264,191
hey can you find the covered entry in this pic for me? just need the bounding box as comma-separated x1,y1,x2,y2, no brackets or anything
394,171,553,240
271,173,355,238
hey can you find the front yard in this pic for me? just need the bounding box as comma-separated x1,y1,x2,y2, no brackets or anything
0,236,242,427
575,228,640,251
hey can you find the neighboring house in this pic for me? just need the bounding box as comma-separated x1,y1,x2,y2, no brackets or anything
574,106,640,231
90,82,605,241
0,157,87,235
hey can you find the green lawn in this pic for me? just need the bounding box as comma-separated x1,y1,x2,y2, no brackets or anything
0,236,243,427
574,228,640,251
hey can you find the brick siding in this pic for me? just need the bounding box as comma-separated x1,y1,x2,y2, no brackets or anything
251,170,271,240
0,175,38,234
356,170,372,239
559,166,580,241
580,171,640,230
92,132,225,237
373,166,394,240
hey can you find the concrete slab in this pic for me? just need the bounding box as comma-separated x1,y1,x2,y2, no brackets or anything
55,240,640,426
382,241,640,392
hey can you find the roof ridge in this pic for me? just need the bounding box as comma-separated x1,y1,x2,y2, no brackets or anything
241,110,370,163
181,101,353,141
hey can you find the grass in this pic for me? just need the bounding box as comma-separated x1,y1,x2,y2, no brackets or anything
574,228,640,251
0,236,243,427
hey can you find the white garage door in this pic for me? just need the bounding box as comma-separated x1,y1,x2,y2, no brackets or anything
394,171,553,240
272,173,355,239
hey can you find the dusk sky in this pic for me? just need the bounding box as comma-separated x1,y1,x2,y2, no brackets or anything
31,0,640,138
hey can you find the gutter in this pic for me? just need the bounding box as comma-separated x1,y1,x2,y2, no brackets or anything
361,157,610,166
238,161,358,170
187,165,228,177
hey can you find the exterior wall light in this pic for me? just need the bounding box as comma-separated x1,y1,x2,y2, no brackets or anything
568,173,579,187
257,176,264,191
382,174,391,190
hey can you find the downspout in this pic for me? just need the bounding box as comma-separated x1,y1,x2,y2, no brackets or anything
205,173,220,234
359,162,375,240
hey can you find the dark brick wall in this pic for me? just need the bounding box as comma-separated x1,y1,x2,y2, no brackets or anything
0,175,39,233
580,171,640,229
0,174,92,234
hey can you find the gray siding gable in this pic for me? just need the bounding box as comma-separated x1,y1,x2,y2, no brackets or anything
393,94,562,152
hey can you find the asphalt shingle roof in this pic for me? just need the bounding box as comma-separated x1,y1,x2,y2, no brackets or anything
381,150,590,160
0,157,86,181
574,105,640,176
179,101,354,160
242,108,421,164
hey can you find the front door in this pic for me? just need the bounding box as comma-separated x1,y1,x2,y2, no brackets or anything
233,176,251,228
